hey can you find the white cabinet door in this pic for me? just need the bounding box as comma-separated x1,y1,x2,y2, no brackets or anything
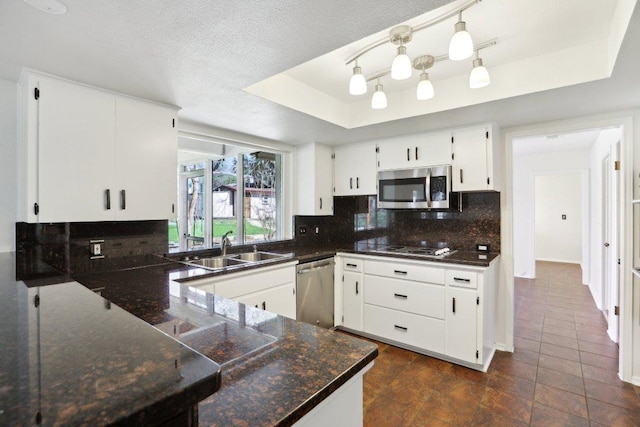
295,143,333,215
342,271,363,330
115,97,177,220
452,126,491,192
333,142,377,196
237,282,296,319
377,131,452,171
446,286,478,364
37,77,116,222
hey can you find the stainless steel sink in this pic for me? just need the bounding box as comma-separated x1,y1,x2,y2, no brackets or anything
188,256,248,269
236,251,289,262
183,251,291,271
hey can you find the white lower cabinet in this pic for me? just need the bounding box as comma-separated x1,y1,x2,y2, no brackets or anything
236,283,296,320
340,257,364,331
182,262,297,319
335,253,498,371
446,286,478,364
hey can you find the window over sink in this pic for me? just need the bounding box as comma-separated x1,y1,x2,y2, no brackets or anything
170,147,284,252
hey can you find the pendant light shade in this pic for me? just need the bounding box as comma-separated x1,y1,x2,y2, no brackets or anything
416,72,434,100
391,46,412,80
469,57,490,88
349,64,367,95
449,20,473,61
371,82,387,109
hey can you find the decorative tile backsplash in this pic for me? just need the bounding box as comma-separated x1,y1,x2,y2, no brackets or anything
16,220,168,278
295,192,500,251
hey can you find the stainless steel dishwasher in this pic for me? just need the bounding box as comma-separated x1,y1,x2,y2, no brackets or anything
296,258,335,328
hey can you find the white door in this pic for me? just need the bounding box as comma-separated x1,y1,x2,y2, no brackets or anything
38,77,116,222
601,155,611,323
115,97,177,220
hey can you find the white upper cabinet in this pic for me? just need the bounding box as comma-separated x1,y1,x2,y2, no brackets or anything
18,71,178,223
37,77,117,223
115,97,177,221
295,143,333,215
333,141,377,196
451,124,500,192
377,131,452,171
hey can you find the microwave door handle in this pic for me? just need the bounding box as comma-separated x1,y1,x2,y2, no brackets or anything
425,169,432,207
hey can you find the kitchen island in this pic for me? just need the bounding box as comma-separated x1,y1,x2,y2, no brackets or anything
0,253,221,426
73,260,379,426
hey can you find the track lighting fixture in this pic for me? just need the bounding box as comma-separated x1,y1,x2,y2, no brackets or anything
371,79,387,109
448,12,474,61
469,50,490,88
349,59,367,95
345,0,493,109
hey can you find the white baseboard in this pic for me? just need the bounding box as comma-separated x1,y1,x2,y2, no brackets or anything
494,342,514,353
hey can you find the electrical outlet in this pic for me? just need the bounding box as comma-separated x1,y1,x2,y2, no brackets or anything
298,226,307,235
90,239,105,259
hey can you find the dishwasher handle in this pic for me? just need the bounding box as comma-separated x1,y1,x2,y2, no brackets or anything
297,260,335,274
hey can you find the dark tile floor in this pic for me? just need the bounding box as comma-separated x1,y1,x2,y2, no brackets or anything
356,261,640,426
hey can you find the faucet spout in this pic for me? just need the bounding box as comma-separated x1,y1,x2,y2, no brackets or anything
221,230,233,256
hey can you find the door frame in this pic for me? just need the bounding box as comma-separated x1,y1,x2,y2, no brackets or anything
503,114,634,383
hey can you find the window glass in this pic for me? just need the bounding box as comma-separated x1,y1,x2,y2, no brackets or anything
172,151,283,251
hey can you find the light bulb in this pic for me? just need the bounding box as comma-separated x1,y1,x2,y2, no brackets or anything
371,83,387,109
391,46,412,80
469,58,490,88
416,72,434,100
349,65,367,95
449,21,473,61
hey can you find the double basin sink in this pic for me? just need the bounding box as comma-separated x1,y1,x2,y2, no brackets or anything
184,251,292,271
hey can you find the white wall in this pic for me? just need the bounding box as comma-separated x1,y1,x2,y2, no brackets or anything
0,79,17,253
512,148,590,279
534,174,583,263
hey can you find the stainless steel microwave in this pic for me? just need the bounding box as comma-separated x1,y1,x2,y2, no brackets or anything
378,166,454,209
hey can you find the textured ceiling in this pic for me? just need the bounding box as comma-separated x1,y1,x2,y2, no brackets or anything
1,0,639,146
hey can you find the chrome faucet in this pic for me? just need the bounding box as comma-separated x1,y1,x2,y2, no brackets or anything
221,230,233,255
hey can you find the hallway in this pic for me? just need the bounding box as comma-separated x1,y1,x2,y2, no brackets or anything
359,261,640,426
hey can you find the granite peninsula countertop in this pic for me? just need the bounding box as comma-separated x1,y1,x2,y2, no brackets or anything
0,253,221,427
74,261,378,427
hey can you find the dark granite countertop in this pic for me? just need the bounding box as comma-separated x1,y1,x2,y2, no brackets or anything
0,253,221,427
74,261,379,426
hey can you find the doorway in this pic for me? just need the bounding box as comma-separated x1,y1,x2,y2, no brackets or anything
507,119,630,381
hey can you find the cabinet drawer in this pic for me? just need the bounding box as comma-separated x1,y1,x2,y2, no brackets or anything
214,266,295,299
364,304,445,354
365,259,444,284
343,257,363,273
364,275,444,319
446,270,478,289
